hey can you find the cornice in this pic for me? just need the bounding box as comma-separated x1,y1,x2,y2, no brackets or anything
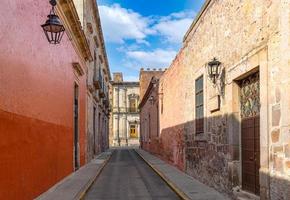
57,0,93,62
91,0,111,80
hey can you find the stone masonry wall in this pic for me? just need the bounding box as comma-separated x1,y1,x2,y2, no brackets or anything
158,0,290,198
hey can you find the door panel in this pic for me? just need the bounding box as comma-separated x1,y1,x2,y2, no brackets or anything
240,72,260,195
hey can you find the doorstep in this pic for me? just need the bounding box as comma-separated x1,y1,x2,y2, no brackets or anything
36,150,113,200
135,149,230,200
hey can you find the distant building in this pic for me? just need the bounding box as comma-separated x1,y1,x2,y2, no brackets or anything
139,68,165,151
110,73,140,146
139,68,164,101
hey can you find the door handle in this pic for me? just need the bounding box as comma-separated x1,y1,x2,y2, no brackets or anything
249,157,254,161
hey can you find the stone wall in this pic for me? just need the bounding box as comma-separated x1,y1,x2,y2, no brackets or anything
139,68,164,101
155,0,290,199
81,0,111,161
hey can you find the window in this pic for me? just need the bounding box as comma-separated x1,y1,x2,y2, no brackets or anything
130,125,138,138
129,98,137,112
195,76,204,134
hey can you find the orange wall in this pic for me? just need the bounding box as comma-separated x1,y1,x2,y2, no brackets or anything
0,1,87,199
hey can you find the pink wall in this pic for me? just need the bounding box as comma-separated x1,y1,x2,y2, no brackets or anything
0,1,87,199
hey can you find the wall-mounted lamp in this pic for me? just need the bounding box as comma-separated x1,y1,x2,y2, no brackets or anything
41,0,65,44
207,57,221,85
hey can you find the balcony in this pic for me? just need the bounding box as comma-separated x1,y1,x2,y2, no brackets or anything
93,91,99,102
93,71,102,89
103,98,110,108
99,83,108,99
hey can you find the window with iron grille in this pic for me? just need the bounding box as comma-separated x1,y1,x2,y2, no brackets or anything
195,75,204,134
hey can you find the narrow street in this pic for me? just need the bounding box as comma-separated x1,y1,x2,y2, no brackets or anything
84,149,180,200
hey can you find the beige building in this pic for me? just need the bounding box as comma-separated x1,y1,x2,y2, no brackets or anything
140,0,290,199
73,0,111,161
110,73,140,147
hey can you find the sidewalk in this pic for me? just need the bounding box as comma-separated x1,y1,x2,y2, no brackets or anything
36,150,113,200
135,149,230,200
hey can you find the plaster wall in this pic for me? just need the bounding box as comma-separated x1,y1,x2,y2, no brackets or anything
0,1,87,199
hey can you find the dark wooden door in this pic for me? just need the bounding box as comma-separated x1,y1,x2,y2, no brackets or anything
241,116,260,195
240,72,260,195
74,84,80,171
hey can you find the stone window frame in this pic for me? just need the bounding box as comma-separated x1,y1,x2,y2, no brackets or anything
128,93,139,113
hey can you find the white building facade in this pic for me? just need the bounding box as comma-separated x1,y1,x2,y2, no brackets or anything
110,73,140,147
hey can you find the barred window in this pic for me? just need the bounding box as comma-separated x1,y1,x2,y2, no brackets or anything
195,76,204,134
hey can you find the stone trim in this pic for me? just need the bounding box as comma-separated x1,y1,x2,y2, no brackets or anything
57,0,93,62
72,62,85,77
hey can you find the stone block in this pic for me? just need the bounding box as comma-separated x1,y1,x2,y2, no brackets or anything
285,144,290,158
273,155,284,173
273,145,283,153
208,95,221,113
272,104,281,127
271,129,280,143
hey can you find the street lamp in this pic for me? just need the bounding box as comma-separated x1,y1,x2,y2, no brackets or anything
207,57,221,84
41,0,65,44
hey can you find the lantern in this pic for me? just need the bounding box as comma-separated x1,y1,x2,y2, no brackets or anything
41,0,65,44
208,57,221,84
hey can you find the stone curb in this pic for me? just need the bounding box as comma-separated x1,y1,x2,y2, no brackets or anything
134,149,190,200
35,150,113,200
78,151,114,200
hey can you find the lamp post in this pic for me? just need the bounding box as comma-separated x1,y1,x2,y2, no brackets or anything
207,57,221,85
41,0,65,44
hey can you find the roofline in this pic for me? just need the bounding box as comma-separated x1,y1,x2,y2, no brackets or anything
92,0,111,80
183,0,212,43
138,78,158,109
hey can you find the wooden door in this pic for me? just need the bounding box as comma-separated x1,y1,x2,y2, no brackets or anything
241,116,260,195
74,84,80,171
240,72,260,195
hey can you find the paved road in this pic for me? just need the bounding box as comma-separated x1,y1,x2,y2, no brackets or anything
84,149,180,200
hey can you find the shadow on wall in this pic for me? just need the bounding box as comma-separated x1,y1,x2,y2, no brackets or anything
142,113,266,197
142,112,290,198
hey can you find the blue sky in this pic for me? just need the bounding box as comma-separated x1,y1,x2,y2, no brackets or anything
98,0,205,81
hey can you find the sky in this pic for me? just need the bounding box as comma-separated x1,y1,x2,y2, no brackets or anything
97,0,205,81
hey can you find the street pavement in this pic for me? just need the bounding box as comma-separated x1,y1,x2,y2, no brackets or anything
84,149,180,200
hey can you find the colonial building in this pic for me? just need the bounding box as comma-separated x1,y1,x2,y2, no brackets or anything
110,73,140,146
139,68,164,150
0,0,110,199
140,0,290,199
77,0,111,161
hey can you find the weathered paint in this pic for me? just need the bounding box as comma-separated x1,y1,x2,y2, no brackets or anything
0,1,87,199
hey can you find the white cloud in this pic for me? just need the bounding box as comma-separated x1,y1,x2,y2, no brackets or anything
123,75,139,82
153,10,196,43
99,5,195,45
98,4,154,43
126,49,177,68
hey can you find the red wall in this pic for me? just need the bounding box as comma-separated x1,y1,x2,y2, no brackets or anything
0,1,87,199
